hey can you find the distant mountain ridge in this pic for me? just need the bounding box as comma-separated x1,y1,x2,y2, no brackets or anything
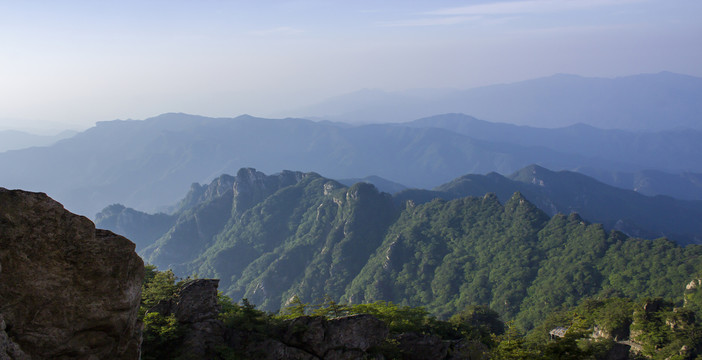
400,113,702,200
405,113,702,175
293,72,702,130
576,168,702,201
100,164,702,250
96,167,702,331
439,165,702,244
337,175,407,194
0,113,626,217
1,111,700,218
0,129,77,152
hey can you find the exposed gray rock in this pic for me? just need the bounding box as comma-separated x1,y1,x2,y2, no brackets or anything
0,188,144,359
281,315,388,357
246,339,319,360
173,279,221,323
592,324,629,342
232,168,306,213
0,314,28,360
395,332,449,360
148,279,224,357
229,314,388,360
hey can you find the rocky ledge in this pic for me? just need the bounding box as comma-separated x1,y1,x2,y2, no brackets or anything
147,277,483,359
0,188,144,359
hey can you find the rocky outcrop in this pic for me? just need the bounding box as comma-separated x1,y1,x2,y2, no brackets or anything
684,278,701,310
0,314,28,360
592,324,630,342
132,168,311,273
395,332,449,360
0,188,144,359
144,280,481,360
232,168,307,214
230,314,389,360
281,314,388,356
177,175,236,213
230,316,486,360
148,279,225,358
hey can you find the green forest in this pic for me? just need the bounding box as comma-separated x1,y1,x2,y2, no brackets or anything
140,266,702,359
99,170,702,333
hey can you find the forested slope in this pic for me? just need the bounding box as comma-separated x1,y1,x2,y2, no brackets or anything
396,164,702,244
97,168,702,331
346,194,701,329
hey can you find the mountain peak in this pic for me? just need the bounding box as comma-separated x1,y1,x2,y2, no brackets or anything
509,164,553,186
508,191,528,202
504,191,546,220
232,168,308,213
482,192,500,204
567,212,586,224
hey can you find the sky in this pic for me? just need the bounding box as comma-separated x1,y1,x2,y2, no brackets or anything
1,0,701,132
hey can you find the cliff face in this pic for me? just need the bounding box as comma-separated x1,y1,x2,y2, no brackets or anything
143,278,392,359
125,169,310,273
241,314,390,360
147,279,225,358
0,188,144,359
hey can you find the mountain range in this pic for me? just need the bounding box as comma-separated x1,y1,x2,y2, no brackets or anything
406,113,702,175
0,129,77,152
576,168,702,201
0,112,700,218
291,72,702,130
403,164,702,245
96,168,702,331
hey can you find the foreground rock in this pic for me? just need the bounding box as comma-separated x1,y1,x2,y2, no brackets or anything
142,277,484,359
0,188,144,359
231,314,389,360
148,279,225,358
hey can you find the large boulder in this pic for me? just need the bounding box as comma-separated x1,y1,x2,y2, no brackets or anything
0,188,144,359
395,332,449,360
147,279,225,357
0,314,28,360
281,314,389,357
230,314,389,360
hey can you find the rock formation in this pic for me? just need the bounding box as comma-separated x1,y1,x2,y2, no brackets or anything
231,168,307,214
0,188,144,359
394,332,449,360
0,314,27,360
147,279,225,358
228,314,389,359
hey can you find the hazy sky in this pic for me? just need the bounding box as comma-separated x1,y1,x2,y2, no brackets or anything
1,0,701,131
